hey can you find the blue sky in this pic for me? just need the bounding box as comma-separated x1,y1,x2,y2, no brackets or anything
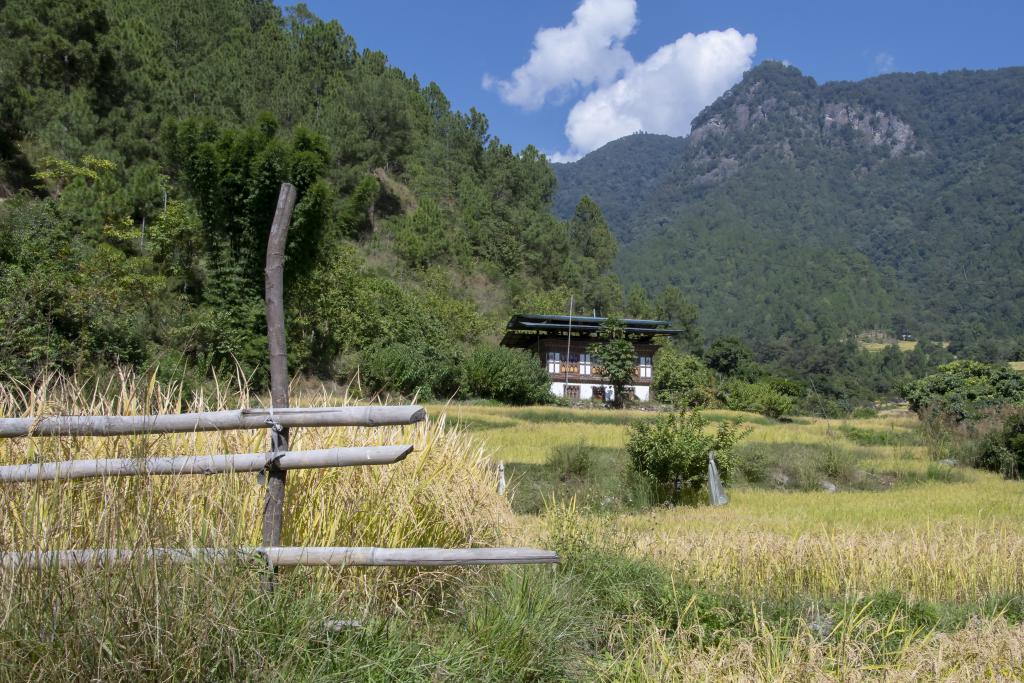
298,1,1024,159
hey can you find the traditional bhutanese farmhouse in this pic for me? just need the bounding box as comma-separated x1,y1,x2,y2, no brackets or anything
500,314,680,402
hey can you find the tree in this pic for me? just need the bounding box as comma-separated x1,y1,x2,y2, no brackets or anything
654,285,701,353
626,410,746,502
902,360,1024,421
568,196,616,269
651,345,715,408
626,285,656,319
592,317,636,408
704,337,755,378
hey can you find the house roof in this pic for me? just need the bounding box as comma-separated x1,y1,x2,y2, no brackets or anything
501,313,682,348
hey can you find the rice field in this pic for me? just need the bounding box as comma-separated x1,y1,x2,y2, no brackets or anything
436,404,1024,601
430,401,1024,678
0,377,1021,680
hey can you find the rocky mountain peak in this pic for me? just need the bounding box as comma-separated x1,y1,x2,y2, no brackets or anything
689,61,917,160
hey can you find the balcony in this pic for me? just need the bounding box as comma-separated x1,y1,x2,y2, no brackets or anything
547,365,652,385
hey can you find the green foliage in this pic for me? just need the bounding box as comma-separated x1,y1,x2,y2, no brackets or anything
359,342,461,401
590,317,635,408
654,285,701,353
626,410,746,499
721,380,794,419
464,345,550,405
704,337,756,379
389,200,465,269
546,439,593,479
567,195,616,270
975,410,1024,479
651,345,715,408
903,360,1024,421
161,116,331,289
0,1,627,387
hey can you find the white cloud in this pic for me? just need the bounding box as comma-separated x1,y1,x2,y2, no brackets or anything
546,150,584,164
483,0,637,110
874,51,895,74
563,29,757,156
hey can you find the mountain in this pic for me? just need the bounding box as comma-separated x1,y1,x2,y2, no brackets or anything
553,62,1024,357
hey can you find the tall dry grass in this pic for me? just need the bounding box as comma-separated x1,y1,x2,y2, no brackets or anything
0,371,508,557
599,612,1024,681
0,372,513,674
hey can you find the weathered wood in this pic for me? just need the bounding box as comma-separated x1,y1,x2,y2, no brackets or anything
0,406,426,439
0,546,561,568
0,445,412,482
262,182,297,555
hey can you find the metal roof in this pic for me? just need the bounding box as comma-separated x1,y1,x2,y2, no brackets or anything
501,313,681,348
509,314,671,327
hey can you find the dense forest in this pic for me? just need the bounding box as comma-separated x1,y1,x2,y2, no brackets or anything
0,0,636,397
555,62,1024,375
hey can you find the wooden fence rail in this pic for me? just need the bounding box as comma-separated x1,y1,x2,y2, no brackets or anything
1,546,560,569
0,406,425,438
0,445,412,482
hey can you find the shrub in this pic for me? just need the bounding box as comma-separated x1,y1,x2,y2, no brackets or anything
903,360,1024,421
721,381,792,419
651,346,715,408
546,440,593,479
975,410,1024,478
758,386,794,420
360,342,462,400
626,410,747,500
464,345,550,405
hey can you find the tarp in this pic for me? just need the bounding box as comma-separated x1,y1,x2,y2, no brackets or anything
708,451,729,506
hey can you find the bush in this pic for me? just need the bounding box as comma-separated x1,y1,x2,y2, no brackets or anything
626,410,747,500
546,440,592,479
464,345,550,405
360,343,462,400
975,410,1024,479
720,380,793,419
651,346,715,408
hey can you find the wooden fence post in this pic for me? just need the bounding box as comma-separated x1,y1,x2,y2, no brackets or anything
262,183,297,552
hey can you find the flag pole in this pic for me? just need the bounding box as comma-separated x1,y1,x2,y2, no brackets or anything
563,295,574,393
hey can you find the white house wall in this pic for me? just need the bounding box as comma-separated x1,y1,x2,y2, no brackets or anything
549,383,651,402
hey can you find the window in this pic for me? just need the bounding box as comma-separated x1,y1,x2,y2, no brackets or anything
565,384,580,399
637,355,653,379
579,353,591,375
546,352,560,373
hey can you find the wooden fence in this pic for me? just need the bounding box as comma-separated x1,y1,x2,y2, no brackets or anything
0,183,558,576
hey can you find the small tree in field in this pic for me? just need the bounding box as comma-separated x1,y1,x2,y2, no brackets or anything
626,410,746,502
592,317,635,408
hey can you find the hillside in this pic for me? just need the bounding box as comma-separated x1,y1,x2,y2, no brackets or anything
0,0,622,393
553,62,1024,359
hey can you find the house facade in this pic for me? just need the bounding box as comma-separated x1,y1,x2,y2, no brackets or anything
500,314,680,402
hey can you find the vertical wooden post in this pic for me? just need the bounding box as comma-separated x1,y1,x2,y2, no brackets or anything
262,183,297,551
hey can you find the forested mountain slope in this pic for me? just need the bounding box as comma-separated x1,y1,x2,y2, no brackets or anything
0,0,623,394
553,62,1024,359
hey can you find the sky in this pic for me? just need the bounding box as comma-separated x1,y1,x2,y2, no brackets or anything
297,0,1024,161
